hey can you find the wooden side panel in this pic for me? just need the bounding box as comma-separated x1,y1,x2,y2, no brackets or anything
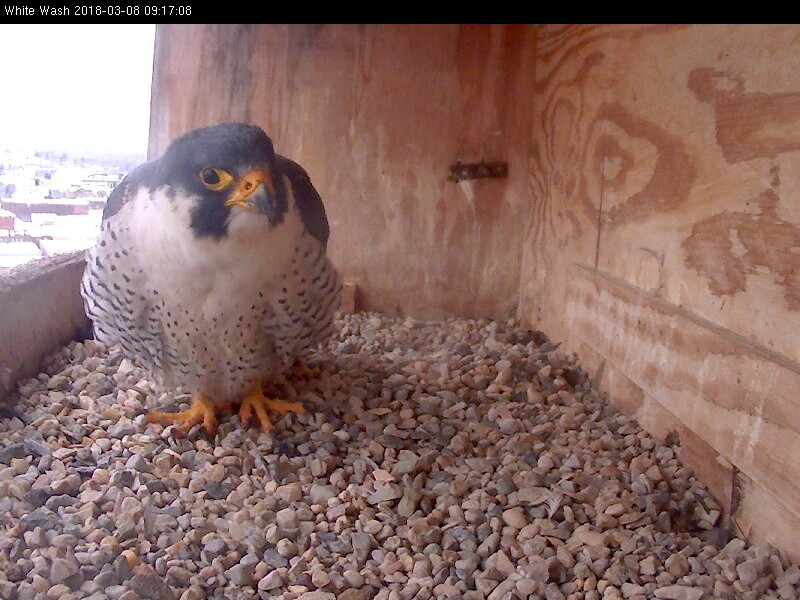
589,24,800,363
523,24,800,364
567,266,800,558
522,24,800,561
149,24,537,320
736,471,800,563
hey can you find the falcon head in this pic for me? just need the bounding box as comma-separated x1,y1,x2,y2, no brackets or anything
106,123,288,239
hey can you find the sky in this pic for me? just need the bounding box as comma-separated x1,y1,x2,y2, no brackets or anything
0,25,155,156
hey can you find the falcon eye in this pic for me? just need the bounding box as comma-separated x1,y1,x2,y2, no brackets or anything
201,168,220,184
199,167,232,191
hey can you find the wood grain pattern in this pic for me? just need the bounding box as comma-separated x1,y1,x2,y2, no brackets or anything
150,24,537,320
518,28,606,343
592,25,800,361
523,24,800,357
520,24,800,559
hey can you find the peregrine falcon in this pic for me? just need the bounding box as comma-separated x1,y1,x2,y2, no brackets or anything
80,123,341,434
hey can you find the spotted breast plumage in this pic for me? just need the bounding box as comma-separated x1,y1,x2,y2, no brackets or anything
80,123,341,434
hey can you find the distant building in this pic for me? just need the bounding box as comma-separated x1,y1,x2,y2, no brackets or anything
0,208,14,232
0,151,122,269
81,172,124,195
1,198,90,221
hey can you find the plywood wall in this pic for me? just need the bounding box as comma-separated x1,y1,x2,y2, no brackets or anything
519,24,800,560
149,24,536,320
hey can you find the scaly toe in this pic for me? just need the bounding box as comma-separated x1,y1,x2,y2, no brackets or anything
147,394,218,435
264,398,305,416
238,382,305,433
239,394,273,433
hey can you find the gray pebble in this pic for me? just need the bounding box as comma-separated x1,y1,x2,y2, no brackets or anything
258,570,284,591
351,532,373,563
45,494,77,510
0,443,27,462
653,585,704,600
125,454,150,473
298,593,335,600
108,420,137,438
277,539,298,558
227,562,255,587
49,557,80,584
309,483,335,504
263,547,289,568
129,568,177,600
276,507,298,529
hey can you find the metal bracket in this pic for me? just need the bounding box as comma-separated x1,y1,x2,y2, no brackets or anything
448,160,508,183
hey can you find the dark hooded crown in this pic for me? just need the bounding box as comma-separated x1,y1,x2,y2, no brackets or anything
103,123,289,239
160,123,276,181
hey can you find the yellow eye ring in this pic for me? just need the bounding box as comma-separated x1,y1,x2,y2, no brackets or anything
199,167,233,191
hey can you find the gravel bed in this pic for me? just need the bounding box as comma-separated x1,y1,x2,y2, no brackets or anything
0,312,798,600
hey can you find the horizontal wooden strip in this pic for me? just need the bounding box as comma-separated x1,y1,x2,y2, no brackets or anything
566,265,800,531
576,265,800,377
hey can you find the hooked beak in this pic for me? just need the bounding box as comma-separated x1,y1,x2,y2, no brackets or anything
224,169,274,210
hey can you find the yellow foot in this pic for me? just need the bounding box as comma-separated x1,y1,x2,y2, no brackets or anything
238,383,305,433
147,394,218,435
